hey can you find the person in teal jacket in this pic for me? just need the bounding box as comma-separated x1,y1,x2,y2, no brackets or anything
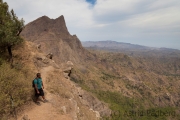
34,73,48,105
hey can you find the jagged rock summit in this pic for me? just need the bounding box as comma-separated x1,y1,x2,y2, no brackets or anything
21,15,70,40
21,15,91,64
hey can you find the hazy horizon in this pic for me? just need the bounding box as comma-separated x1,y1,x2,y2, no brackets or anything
4,0,180,50
82,40,180,50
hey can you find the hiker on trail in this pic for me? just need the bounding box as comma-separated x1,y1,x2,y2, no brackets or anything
34,73,48,105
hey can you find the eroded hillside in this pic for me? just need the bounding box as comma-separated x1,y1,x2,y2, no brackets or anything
5,15,179,120
21,15,94,65
2,41,110,120
72,49,180,119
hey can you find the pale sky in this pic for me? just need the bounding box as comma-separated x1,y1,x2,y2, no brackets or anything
3,0,180,49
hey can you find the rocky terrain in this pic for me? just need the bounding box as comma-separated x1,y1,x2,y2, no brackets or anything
16,16,111,120
13,15,180,120
21,15,94,65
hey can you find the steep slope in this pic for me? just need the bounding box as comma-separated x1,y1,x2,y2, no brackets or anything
21,16,93,64
17,16,111,119
21,16,70,40
18,66,73,120
75,49,180,119
19,15,180,119
13,41,110,120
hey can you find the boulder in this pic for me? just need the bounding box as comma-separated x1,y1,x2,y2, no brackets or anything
63,61,73,79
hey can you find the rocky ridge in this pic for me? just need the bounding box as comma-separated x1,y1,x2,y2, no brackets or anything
18,15,111,119
21,15,93,65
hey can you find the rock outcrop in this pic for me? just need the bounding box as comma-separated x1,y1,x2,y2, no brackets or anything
63,61,74,79
21,15,93,64
76,87,111,117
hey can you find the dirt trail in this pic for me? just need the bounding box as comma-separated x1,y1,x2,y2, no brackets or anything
18,66,72,120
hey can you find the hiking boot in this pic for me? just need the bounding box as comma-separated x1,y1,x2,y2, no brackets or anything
43,99,49,103
35,101,41,106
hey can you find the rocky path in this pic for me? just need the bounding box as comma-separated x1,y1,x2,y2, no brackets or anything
18,66,72,120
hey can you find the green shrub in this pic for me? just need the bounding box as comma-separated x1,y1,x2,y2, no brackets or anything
90,90,178,120
0,62,32,118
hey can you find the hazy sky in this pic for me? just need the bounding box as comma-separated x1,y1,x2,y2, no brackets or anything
4,0,180,49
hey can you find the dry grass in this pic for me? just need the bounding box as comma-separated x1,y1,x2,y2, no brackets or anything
68,49,180,119
0,62,34,118
47,69,73,99
0,41,37,119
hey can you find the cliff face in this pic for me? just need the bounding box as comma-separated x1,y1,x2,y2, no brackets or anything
21,16,70,40
21,15,90,64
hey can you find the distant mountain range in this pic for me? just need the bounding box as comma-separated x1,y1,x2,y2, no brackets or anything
82,40,178,51
82,40,180,57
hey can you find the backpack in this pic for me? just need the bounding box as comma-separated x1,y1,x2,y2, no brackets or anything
32,79,36,88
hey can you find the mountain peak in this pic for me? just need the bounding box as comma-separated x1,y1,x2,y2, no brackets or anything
21,15,70,40
36,15,64,22
56,15,64,20
40,15,50,19
35,15,50,22
20,15,87,64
